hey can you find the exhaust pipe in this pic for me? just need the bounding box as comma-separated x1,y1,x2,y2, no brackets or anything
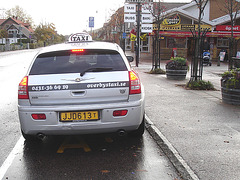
36,133,46,140
117,130,127,137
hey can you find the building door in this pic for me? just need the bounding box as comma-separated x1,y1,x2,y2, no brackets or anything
125,37,131,51
140,36,150,52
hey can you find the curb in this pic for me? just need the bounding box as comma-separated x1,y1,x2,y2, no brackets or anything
145,115,199,180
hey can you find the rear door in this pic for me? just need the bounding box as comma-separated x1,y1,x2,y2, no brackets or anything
28,49,130,105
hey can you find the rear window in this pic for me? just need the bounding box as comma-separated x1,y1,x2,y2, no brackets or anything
29,49,127,75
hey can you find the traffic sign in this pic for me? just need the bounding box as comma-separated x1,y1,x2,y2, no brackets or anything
89,17,94,28
122,32,127,39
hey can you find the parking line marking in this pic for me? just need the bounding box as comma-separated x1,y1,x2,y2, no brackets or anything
0,136,24,179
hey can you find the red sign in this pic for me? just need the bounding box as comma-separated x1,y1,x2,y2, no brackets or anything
216,25,240,32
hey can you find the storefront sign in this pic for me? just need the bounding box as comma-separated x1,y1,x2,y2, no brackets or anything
216,25,240,32
181,24,212,31
153,24,211,31
124,14,136,22
181,25,195,31
124,4,136,13
162,14,181,26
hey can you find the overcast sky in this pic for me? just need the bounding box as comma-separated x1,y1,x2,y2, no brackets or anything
1,0,191,35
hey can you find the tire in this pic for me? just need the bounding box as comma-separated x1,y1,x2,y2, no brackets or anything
129,115,145,137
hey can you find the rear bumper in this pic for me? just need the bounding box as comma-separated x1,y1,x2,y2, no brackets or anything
18,100,145,135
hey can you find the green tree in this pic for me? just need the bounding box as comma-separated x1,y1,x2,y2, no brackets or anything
34,23,56,42
34,22,65,45
5,5,33,26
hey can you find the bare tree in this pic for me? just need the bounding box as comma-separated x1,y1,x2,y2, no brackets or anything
190,0,209,81
148,0,166,72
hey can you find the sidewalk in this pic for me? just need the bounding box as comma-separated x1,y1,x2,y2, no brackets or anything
130,52,240,180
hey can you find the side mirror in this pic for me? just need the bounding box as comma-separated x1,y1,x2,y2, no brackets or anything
126,56,134,62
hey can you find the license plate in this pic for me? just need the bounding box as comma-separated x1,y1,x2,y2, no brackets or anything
60,111,99,122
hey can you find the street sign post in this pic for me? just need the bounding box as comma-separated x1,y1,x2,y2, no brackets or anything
89,17,94,28
124,0,153,67
125,0,153,3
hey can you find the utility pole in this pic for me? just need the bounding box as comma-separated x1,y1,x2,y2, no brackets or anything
136,2,141,67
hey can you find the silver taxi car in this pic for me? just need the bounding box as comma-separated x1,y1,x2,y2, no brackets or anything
18,33,145,140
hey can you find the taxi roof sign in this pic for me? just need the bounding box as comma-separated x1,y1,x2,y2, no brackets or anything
68,33,92,43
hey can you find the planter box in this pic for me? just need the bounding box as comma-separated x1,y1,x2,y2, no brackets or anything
166,68,187,80
221,83,240,106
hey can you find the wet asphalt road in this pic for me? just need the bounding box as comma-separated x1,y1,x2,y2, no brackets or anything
3,133,180,180
0,50,181,180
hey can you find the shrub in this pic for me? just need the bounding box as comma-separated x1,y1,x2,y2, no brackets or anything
221,68,240,89
149,68,166,74
186,80,215,90
166,57,188,70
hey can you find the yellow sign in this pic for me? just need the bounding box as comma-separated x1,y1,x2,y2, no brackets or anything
162,14,181,26
140,34,147,41
130,33,136,41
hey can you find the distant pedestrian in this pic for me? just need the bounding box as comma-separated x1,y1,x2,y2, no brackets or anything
202,39,210,51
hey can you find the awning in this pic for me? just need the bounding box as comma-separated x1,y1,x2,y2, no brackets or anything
158,31,240,38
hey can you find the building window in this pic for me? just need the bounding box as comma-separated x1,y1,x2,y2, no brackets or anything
217,38,229,48
167,37,186,48
8,30,18,34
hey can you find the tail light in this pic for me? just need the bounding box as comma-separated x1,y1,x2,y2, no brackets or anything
18,76,29,99
31,114,46,120
113,110,128,117
71,49,84,52
129,70,141,94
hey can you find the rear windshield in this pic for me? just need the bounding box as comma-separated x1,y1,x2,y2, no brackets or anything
29,49,127,75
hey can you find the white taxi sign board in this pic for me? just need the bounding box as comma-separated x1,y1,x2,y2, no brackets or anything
69,33,92,43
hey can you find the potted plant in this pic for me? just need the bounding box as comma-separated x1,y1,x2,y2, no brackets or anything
221,68,240,105
166,57,189,80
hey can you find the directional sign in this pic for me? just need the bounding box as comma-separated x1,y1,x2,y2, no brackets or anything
125,0,153,3
124,4,136,13
124,14,136,23
142,3,153,13
141,24,153,33
142,14,153,23
89,17,94,28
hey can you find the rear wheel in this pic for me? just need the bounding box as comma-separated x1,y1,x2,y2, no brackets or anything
129,115,145,137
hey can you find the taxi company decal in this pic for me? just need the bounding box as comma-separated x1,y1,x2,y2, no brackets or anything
29,82,129,91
